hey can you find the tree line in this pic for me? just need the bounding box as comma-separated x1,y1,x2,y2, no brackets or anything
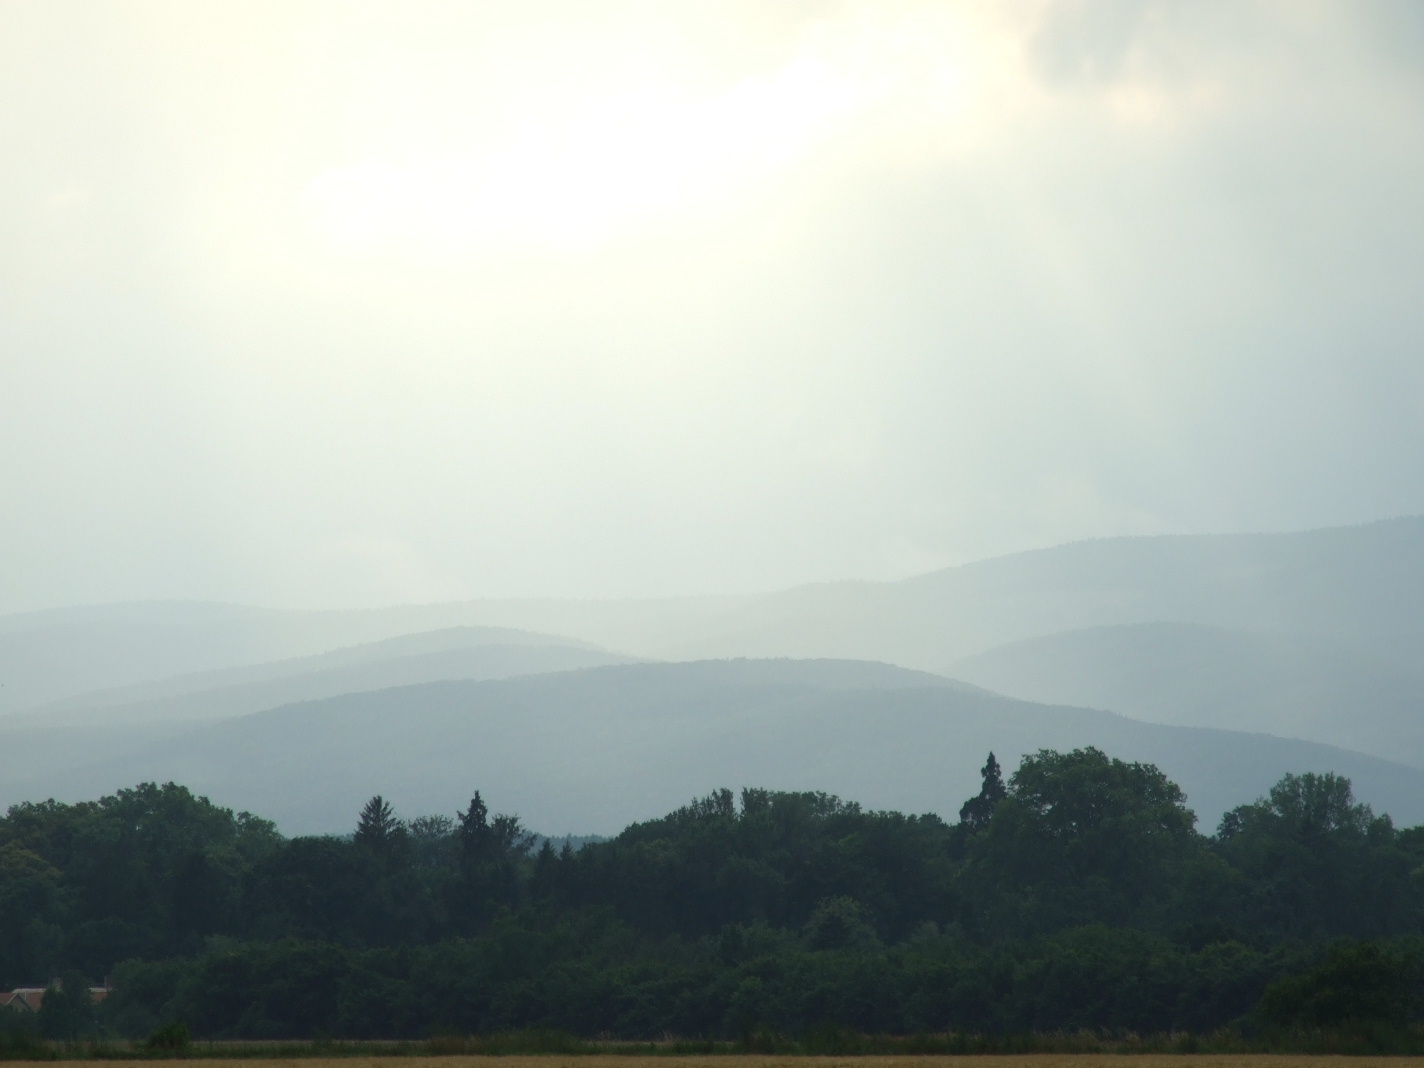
2,747,1423,1041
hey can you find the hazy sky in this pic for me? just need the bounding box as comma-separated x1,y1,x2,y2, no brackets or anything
3,1,1424,611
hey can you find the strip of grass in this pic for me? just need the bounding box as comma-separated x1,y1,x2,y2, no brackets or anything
10,1028,1424,1061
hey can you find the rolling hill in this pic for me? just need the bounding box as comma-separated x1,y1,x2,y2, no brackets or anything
627,515,1424,669
0,625,635,787
953,622,1424,769
25,625,637,726
8,517,1424,831
8,516,1424,718
6,658,1420,836
0,603,653,715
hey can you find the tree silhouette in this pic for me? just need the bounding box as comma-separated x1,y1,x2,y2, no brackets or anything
456,790,530,867
457,791,490,861
355,795,402,850
958,752,1006,833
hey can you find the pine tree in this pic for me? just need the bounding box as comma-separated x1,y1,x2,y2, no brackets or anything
958,752,1006,833
355,795,401,849
457,791,490,861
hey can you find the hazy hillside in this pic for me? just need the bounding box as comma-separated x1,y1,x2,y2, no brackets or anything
24,626,636,726
621,516,1424,669
954,623,1424,769
7,659,1421,836
0,607,630,716
9,516,1424,762
328,517,1424,668
0,721,191,796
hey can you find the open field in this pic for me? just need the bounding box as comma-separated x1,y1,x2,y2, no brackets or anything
9,1058,1424,1068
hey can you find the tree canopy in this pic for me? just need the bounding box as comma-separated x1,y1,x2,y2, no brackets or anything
3,750,1423,1040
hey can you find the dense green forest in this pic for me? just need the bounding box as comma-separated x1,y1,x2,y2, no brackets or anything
2,747,1423,1042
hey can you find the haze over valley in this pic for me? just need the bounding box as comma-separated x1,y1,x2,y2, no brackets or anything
9,4,1424,1043
5,517,1424,834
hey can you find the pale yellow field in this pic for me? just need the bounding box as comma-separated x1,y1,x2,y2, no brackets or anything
11,1058,1424,1068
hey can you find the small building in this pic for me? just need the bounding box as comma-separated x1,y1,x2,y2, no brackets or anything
0,989,47,1012
0,982,110,1012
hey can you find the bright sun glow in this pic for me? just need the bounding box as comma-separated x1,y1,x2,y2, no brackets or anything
306,57,865,254
298,5,982,258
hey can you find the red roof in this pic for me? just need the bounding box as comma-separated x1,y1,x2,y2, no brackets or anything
3,989,46,1011
0,985,109,1010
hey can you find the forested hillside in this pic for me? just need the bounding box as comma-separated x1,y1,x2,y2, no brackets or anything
3,748,1422,1041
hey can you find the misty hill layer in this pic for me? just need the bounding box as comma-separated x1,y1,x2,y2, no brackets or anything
0,607,631,715
627,515,1424,668
241,516,1420,669
0,626,636,796
954,622,1424,768
10,517,1424,771
28,626,638,727
7,658,1423,835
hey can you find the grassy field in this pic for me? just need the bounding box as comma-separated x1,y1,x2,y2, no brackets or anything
8,1058,1424,1068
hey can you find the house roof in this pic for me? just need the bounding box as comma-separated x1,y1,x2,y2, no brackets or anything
0,985,109,1010
2,989,46,1011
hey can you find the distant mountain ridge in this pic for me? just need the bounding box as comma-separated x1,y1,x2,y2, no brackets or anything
26,626,635,726
632,515,1424,668
6,517,1424,819
954,622,1424,768
0,613,634,716
8,516,1424,711
0,625,637,791
6,658,1421,836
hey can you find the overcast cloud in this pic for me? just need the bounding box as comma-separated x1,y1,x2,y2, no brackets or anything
3,1,1424,611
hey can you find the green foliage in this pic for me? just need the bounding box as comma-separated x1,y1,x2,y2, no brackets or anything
963,747,1203,933
0,1004,46,1061
0,843,65,987
142,1021,189,1052
83,918,1292,1039
5,752,1424,1041
1258,940,1421,1031
957,751,1005,834
354,796,405,854
36,973,97,1041
0,783,280,978
801,897,880,951
1215,771,1419,937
